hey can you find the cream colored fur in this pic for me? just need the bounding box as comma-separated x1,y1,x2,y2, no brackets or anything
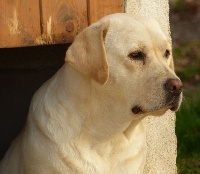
0,13,182,174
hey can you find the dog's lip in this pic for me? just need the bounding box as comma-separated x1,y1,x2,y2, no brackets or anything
166,93,182,111
132,105,170,115
169,103,179,111
132,100,180,115
167,97,181,112
137,105,174,115
131,106,143,114
170,106,177,111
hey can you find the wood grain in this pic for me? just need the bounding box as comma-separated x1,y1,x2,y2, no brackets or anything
0,0,41,48
0,0,124,47
37,0,88,45
88,0,124,24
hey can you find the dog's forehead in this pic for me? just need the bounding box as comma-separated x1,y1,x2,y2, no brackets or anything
103,14,164,36
103,14,168,52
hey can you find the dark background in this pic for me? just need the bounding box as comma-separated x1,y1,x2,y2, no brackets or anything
0,44,69,159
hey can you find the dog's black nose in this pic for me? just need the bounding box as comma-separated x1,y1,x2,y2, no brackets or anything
165,79,183,96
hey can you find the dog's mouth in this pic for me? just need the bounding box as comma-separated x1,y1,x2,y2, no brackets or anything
166,94,182,112
131,96,182,115
131,106,143,114
131,105,169,116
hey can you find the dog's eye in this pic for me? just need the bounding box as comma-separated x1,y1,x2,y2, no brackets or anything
128,51,144,60
164,49,170,58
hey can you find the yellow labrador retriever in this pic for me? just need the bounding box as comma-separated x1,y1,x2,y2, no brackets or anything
0,13,182,174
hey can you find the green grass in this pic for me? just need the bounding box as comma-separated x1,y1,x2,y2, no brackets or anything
173,41,200,80
171,0,198,13
173,40,200,173
176,87,200,173
172,0,186,12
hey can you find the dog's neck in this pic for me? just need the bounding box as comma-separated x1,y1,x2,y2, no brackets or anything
62,64,145,143
31,64,145,146
28,63,147,173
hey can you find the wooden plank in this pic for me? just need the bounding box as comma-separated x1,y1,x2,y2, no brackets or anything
88,0,124,24
0,0,123,48
0,0,41,48
36,0,88,45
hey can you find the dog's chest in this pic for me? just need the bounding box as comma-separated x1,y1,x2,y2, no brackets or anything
88,132,146,174
107,137,146,174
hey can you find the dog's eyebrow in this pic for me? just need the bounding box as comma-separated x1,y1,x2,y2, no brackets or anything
158,41,170,51
129,43,146,52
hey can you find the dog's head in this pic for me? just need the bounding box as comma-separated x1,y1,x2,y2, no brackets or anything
66,13,182,117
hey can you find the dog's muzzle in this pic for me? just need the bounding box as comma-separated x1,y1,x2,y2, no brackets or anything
164,78,183,111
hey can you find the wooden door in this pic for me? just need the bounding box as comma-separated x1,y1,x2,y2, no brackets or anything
0,0,41,47
0,0,124,48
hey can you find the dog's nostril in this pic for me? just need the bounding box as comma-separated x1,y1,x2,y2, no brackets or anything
165,78,183,95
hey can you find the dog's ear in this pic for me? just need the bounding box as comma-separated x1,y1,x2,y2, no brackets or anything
65,21,109,85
